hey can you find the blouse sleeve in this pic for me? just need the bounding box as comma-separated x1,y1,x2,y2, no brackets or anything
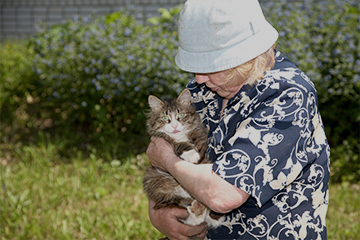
212,72,329,208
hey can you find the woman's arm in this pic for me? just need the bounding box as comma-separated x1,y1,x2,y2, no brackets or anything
147,137,249,213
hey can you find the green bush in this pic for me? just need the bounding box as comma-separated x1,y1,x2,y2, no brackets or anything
0,40,33,123
0,39,40,147
263,0,360,182
29,7,192,158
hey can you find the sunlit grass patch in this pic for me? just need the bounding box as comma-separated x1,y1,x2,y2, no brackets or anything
1,143,359,239
0,145,162,240
327,182,360,239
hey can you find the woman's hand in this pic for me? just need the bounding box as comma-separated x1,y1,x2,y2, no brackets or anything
146,137,177,172
149,200,208,240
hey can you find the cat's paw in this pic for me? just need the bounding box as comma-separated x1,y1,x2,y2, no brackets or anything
189,200,207,216
180,149,200,163
182,200,207,226
205,213,225,229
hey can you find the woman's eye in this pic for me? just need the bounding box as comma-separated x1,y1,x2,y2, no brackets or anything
178,113,184,119
162,116,169,121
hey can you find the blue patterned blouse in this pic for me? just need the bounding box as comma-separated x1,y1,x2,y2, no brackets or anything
187,50,330,240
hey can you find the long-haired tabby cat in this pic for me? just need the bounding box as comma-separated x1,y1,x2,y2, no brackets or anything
143,89,224,229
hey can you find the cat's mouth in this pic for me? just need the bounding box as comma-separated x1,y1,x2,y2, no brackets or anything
173,130,180,134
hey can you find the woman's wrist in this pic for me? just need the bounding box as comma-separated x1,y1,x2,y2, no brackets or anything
165,154,185,175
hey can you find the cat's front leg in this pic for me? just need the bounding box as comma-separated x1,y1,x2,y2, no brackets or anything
180,149,201,164
174,142,201,163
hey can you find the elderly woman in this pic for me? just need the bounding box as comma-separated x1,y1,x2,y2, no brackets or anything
146,0,330,239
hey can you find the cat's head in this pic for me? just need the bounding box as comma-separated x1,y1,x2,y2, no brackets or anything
146,89,199,137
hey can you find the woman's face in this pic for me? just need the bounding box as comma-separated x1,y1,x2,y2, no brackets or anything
195,71,246,100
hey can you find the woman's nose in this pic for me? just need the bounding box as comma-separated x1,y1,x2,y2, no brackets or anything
195,74,209,84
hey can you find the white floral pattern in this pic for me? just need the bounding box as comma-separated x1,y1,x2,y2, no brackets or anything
187,50,330,239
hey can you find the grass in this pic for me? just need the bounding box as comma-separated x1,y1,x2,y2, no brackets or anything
1,142,359,240
0,144,163,240
327,183,360,239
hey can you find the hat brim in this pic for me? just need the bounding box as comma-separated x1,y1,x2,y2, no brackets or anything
175,22,278,74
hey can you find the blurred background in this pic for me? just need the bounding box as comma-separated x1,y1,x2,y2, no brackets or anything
1,0,359,239
1,0,186,39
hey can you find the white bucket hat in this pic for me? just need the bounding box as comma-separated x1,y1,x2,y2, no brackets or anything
175,0,278,73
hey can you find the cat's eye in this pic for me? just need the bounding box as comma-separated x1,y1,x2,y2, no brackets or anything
178,113,184,119
162,116,169,121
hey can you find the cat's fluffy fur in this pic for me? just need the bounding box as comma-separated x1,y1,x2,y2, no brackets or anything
143,89,224,229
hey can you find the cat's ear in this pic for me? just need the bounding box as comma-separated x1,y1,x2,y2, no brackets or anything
148,95,164,110
177,89,191,106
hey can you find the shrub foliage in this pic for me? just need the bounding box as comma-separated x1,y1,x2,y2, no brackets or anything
0,0,359,181
29,6,191,156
